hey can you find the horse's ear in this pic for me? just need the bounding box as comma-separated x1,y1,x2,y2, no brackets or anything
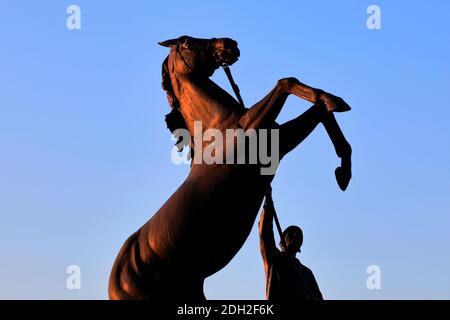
158,38,179,48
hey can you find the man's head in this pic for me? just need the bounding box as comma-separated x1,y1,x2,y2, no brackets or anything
280,225,303,254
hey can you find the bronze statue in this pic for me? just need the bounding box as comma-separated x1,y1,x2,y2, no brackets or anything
109,36,352,300
259,186,323,301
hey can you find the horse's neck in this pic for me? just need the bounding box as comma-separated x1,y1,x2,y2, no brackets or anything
174,74,242,132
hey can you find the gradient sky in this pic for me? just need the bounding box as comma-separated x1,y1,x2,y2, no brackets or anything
1,0,449,299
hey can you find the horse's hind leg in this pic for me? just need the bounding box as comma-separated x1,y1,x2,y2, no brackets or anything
163,271,206,301
109,231,150,300
109,236,206,300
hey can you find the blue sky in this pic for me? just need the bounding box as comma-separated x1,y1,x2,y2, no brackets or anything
0,0,449,299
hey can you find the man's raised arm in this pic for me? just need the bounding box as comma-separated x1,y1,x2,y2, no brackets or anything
259,186,280,275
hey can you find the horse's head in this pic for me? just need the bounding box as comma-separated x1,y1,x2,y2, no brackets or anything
159,35,240,77
159,36,241,152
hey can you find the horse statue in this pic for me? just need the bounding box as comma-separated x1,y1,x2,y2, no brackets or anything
109,36,352,300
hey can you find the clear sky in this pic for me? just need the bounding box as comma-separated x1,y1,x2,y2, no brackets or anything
1,0,449,299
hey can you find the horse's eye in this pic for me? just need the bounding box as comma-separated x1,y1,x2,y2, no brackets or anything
180,43,191,50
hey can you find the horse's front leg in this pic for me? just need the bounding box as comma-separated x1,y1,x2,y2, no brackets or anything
284,77,351,113
322,113,352,190
238,77,350,130
239,77,352,190
281,78,352,190
238,79,289,130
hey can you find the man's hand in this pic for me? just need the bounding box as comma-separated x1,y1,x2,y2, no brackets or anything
264,185,273,206
265,185,272,196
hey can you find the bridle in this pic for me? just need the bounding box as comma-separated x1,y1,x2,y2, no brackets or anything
175,39,246,108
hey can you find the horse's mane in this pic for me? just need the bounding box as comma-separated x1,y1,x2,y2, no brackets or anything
161,55,190,152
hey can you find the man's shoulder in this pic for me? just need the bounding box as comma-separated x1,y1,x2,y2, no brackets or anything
297,260,314,274
270,250,290,265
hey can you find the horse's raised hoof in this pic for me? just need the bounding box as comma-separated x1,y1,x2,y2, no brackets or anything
335,165,352,191
320,93,351,113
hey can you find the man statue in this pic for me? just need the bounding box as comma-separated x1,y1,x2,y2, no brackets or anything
259,186,323,301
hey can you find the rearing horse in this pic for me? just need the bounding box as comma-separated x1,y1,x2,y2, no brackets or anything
109,36,352,300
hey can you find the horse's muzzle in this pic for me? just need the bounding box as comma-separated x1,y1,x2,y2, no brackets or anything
212,38,240,66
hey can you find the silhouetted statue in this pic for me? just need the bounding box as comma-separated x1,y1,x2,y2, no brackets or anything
109,36,352,300
259,186,323,301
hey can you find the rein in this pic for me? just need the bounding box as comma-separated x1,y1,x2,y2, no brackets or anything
222,65,245,107
222,65,318,300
